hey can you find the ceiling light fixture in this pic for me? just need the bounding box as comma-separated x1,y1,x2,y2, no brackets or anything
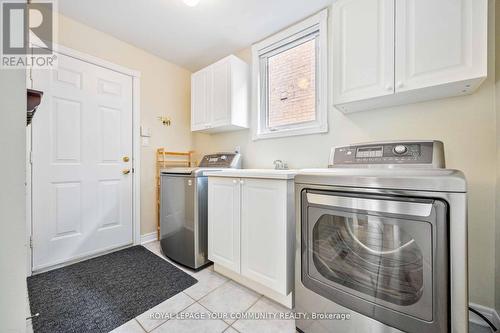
183,0,200,7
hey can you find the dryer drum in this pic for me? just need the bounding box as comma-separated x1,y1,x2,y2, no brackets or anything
312,215,424,306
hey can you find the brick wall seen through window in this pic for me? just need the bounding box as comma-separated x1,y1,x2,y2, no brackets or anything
267,39,316,128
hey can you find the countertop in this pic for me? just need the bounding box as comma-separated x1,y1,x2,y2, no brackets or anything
204,169,297,180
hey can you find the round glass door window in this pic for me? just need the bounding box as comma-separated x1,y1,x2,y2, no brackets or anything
312,214,424,306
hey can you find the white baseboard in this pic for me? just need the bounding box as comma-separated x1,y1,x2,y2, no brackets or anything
469,302,500,329
140,232,157,245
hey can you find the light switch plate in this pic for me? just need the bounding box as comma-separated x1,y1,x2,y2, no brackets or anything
140,125,151,137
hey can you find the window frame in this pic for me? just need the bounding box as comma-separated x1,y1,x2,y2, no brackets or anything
252,9,328,140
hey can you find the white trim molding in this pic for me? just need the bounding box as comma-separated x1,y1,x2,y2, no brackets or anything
52,44,141,78
251,8,329,140
140,232,158,245
132,76,142,246
469,303,500,329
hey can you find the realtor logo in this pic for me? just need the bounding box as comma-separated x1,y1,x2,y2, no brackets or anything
1,1,57,68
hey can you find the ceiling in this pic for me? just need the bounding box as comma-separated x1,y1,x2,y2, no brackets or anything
58,0,333,71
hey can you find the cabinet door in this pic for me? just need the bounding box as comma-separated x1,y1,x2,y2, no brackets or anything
191,69,210,131
208,177,240,273
395,0,487,92
210,59,231,127
333,0,395,106
240,179,288,295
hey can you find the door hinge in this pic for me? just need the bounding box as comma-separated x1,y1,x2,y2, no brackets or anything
29,236,33,249
27,66,33,89
29,151,33,164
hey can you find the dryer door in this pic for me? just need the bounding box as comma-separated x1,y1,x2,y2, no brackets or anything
300,190,448,333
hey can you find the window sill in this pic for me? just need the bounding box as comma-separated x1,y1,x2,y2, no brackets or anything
252,123,328,141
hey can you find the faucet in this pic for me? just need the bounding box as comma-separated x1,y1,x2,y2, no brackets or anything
273,160,288,170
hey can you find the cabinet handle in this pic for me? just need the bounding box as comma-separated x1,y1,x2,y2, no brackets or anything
397,81,404,89
240,180,244,185
232,179,237,184
188,180,193,186
386,85,393,91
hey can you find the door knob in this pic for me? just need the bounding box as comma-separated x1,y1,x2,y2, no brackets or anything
123,156,130,162
122,169,131,175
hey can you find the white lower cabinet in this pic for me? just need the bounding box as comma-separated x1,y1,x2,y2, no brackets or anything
208,176,294,305
240,179,289,294
207,177,241,273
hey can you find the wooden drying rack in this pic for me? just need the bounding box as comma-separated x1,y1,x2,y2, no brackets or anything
156,148,195,240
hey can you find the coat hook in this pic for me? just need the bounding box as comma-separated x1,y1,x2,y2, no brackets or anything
158,116,172,126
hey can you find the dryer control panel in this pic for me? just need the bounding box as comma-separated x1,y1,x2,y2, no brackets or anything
330,141,445,168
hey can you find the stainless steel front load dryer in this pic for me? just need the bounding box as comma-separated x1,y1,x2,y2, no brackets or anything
160,153,241,269
295,141,467,333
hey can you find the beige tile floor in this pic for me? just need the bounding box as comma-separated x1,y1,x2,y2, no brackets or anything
27,241,296,333
25,241,489,333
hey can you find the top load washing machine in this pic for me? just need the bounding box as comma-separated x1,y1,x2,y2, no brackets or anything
295,141,467,333
160,153,241,269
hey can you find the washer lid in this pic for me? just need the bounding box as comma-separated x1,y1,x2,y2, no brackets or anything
160,167,198,175
295,168,466,193
160,167,227,177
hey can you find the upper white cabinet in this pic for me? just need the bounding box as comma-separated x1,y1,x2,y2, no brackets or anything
191,69,210,130
395,0,487,93
191,55,249,132
333,0,395,104
211,59,231,128
333,0,488,113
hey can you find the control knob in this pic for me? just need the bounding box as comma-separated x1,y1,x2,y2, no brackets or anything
393,145,408,155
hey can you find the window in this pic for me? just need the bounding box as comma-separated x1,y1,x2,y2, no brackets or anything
267,38,317,128
252,9,328,140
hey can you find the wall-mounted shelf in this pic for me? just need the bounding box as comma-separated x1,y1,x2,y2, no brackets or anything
27,89,43,126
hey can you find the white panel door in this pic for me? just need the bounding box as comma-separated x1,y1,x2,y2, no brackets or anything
333,0,395,105
210,58,231,127
395,0,488,92
191,69,210,131
208,177,240,273
31,52,133,271
240,179,287,294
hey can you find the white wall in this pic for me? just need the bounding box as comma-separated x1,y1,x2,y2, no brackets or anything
48,0,499,311
0,69,27,331
193,2,498,308
56,14,192,236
